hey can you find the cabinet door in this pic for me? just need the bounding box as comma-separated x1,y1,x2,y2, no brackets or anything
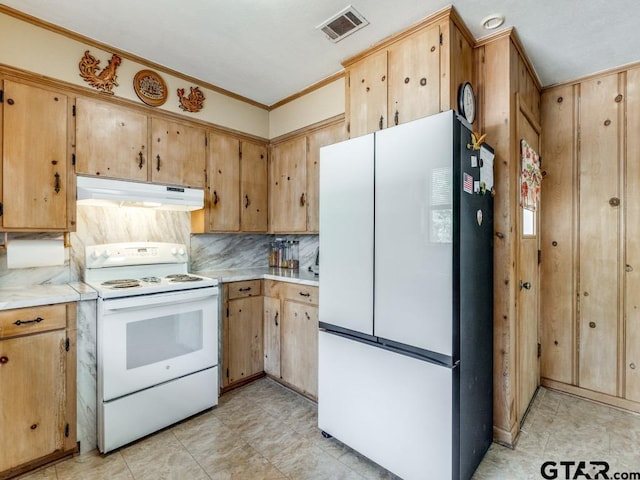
270,137,307,232
150,118,206,188
240,140,268,232
387,24,440,127
306,122,346,232
76,97,148,181
227,296,263,385
263,296,281,377
2,81,68,229
281,301,318,398
0,330,67,472
348,50,388,138
208,132,240,232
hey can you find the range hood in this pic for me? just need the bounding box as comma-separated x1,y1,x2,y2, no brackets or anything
76,176,204,211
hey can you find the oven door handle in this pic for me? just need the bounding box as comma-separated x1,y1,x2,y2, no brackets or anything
101,287,218,313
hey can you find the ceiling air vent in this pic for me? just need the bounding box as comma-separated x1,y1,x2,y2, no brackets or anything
317,5,369,43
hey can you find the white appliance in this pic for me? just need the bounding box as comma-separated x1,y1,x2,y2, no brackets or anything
76,176,204,211
318,110,494,480
84,242,219,453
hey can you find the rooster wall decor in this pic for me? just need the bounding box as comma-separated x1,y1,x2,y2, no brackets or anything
177,86,205,112
79,50,121,94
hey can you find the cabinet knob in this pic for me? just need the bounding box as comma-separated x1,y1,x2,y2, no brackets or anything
274,311,279,326
404,77,410,84
420,78,427,86
6,98,14,105
394,110,399,126
213,191,219,205
519,281,531,290
300,193,306,207
379,116,384,130
609,197,620,207
138,151,144,169
156,154,161,172
245,194,250,209
589,322,596,329
631,363,637,370
0,356,8,364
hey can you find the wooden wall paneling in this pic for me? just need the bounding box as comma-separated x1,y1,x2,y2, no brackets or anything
540,84,577,385
480,36,519,445
625,67,640,402
577,73,621,396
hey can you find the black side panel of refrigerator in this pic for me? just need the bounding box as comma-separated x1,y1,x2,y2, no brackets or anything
455,116,494,480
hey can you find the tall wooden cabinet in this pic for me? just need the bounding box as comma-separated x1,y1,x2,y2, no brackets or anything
0,303,77,479
540,66,640,414
1,79,74,231
344,7,473,138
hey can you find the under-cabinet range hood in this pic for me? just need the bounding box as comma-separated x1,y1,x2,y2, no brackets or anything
76,176,204,211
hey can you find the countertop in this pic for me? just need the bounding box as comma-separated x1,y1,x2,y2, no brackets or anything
0,268,317,311
196,267,319,287
0,282,98,311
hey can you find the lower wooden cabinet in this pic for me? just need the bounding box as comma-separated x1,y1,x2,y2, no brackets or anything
0,303,77,479
221,280,264,391
264,280,319,400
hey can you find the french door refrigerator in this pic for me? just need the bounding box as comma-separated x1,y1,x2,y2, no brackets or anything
318,110,494,480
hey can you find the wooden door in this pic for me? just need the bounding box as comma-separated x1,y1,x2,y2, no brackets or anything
150,118,206,188
208,132,240,232
540,85,576,385
263,296,281,377
516,104,541,423
626,67,640,402
578,73,621,396
75,97,148,181
227,296,263,385
270,137,307,232
240,140,268,232
348,50,388,138
306,122,346,232
281,301,318,399
2,81,68,230
0,330,66,472
387,24,440,127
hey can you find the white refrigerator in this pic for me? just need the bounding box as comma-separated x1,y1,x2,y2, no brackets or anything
318,110,494,480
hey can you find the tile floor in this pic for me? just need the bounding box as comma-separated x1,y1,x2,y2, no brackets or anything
17,378,640,480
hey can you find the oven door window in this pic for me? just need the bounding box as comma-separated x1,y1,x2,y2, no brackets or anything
126,311,203,370
99,290,218,402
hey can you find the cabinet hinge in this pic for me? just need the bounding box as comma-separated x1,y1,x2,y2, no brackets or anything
537,342,542,358
0,90,3,103
538,249,542,265
65,337,70,352
439,33,443,45
65,423,70,437
72,104,76,116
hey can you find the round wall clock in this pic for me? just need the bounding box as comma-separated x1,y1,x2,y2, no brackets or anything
133,69,168,107
458,81,476,124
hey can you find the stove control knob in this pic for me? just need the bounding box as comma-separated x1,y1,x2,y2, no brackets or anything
178,248,185,256
171,247,178,255
102,249,111,258
90,250,100,260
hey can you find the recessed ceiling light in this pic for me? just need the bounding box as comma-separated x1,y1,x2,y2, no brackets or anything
482,14,505,30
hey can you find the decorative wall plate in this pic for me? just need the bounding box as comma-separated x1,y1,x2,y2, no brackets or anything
133,69,168,106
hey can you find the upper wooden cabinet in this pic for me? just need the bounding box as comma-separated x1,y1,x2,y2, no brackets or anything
344,7,473,138
150,118,206,188
270,119,345,233
76,97,148,181
1,79,74,231
192,131,268,233
76,97,206,188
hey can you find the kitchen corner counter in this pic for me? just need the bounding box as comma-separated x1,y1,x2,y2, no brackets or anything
0,283,87,310
196,267,319,287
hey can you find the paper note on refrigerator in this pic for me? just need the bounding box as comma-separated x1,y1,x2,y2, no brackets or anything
480,146,495,191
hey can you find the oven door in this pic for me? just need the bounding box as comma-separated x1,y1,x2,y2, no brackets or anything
98,286,218,402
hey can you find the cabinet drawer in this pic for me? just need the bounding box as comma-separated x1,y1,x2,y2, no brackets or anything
279,283,318,306
0,304,67,339
227,280,262,300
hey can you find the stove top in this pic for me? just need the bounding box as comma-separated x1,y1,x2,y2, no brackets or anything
84,242,218,299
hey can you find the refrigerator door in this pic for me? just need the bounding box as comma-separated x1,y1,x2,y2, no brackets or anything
374,111,454,355
318,331,453,480
319,134,375,336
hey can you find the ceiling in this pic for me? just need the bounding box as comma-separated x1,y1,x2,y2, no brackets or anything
1,0,639,107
